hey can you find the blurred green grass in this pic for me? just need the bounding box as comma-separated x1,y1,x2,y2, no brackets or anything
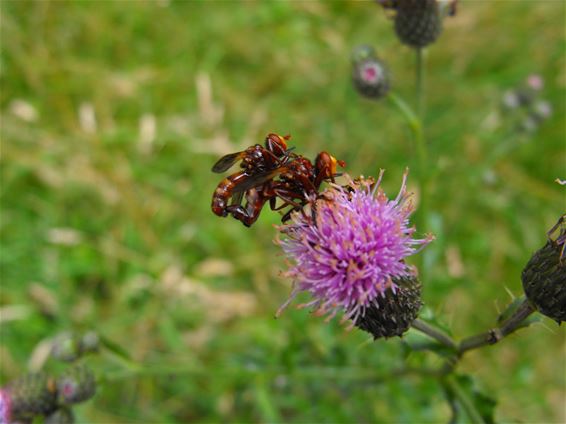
1,1,564,422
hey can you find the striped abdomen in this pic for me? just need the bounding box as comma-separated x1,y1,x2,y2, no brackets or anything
211,171,248,217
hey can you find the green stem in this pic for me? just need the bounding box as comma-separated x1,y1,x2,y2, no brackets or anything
458,298,536,355
101,362,444,384
411,319,458,351
387,90,429,274
387,92,427,170
416,47,425,122
443,375,486,424
254,375,281,423
413,46,432,279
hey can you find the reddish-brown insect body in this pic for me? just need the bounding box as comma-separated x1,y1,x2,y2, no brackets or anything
211,133,345,227
210,133,292,219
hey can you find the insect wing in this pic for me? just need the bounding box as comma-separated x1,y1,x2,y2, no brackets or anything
211,152,245,173
231,167,286,193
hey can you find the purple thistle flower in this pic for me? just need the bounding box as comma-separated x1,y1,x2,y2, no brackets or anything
0,390,11,424
276,169,433,325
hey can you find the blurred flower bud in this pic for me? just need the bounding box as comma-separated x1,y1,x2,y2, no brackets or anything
395,0,443,48
51,332,82,363
377,0,457,48
520,116,539,133
514,88,535,108
51,331,100,363
501,75,552,135
352,45,390,100
3,373,58,421
56,365,96,405
527,74,544,91
531,100,552,121
354,274,423,339
44,407,75,424
377,0,456,48
521,216,566,324
502,90,521,110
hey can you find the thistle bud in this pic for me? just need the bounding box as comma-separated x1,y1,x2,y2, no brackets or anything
354,275,423,339
521,216,566,324
3,373,58,421
395,0,442,48
79,331,100,354
351,45,390,100
51,331,99,363
56,365,96,405
377,0,457,48
51,332,82,363
44,407,75,424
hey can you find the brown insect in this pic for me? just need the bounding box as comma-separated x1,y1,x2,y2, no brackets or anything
221,151,345,226
211,133,294,220
211,133,345,227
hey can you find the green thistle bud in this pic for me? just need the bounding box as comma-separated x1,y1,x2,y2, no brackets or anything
521,216,566,324
394,0,443,48
51,332,82,363
79,331,100,354
45,407,75,424
56,365,96,405
352,45,390,100
4,372,58,420
51,331,100,363
354,274,423,339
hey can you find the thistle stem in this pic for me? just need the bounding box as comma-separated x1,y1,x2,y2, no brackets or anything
411,318,458,351
387,92,428,238
416,47,425,122
101,363,444,383
443,375,487,424
458,298,536,355
387,93,428,178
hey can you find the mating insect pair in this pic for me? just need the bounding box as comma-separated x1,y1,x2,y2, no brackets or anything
211,133,345,227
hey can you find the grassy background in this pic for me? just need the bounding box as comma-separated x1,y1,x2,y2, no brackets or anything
1,1,564,422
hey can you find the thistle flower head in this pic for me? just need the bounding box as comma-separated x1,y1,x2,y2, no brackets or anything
527,74,544,91
276,169,433,324
0,390,11,424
